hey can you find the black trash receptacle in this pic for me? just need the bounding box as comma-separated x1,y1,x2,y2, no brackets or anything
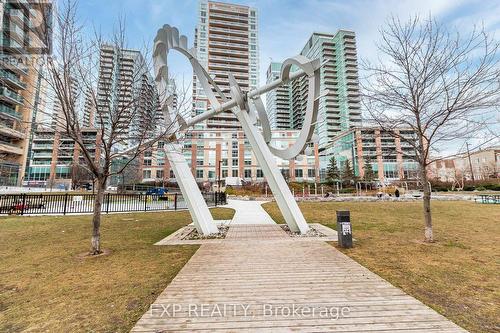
336,210,353,248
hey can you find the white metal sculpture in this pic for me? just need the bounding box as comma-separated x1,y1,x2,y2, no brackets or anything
154,25,323,235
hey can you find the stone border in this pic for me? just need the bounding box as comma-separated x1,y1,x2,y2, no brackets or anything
280,224,327,237
154,220,231,245
183,225,229,240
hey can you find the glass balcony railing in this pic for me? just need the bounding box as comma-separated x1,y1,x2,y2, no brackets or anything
0,123,25,139
9,24,25,37
1,58,29,75
0,140,23,155
1,37,23,49
0,87,24,104
0,69,27,89
0,104,21,119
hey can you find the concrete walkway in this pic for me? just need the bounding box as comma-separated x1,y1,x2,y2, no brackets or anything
225,199,276,224
132,202,468,332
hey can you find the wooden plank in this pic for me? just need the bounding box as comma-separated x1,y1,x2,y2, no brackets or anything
131,225,468,332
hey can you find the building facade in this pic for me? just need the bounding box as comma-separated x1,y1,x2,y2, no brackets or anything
24,127,101,188
0,1,50,185
430,146,500,182
96,45,156,145
265,62,291,129
193,0,259,129
138,130,319,185
319,127,419,183
289,31,361,149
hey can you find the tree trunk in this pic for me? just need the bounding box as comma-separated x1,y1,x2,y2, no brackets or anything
419,164,433,242
90,176,106,255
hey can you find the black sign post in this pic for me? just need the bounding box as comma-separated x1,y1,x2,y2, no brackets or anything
336,210,353,248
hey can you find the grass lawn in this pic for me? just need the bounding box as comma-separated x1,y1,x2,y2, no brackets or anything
0,208,234,332
263,200,500,333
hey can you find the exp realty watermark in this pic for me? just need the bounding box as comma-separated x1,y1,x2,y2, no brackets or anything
149,303,350,319
1,0,53,55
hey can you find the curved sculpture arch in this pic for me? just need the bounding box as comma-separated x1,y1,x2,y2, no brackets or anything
154,25,323,234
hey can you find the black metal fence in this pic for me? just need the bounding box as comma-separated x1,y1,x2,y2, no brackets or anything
0,192,227,215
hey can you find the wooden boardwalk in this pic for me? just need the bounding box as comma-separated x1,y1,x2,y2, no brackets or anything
132,225,467,332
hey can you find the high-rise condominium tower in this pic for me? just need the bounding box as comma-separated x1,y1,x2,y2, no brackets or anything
0,1,50,185
193,0,259,129
265,62,291,130
96,45,156,145
291,31,362,149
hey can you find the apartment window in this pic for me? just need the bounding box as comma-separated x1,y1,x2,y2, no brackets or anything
222,169,228,178
158,159,165,166
169,170,174,178
143,159,152,166
232,150,238,158
384,169,398,179
232,133,238,139
222,158,228,166
144,151,152,157
200,11,206,17
244,169,252,178
156,170,164,178
232,159,238,166
196,159,203,166
307,169,316,178
295,169,303,178
157,142,164,149
55,167,70,179
250,10,255,17
196,170,204,178
143,170,152,179
244,160,251,166
257,169,264,178
232,169,238,177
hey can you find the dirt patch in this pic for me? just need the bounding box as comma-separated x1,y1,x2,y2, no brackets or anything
76,248,112,259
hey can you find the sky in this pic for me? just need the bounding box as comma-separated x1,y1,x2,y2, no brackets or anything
76,0,500,155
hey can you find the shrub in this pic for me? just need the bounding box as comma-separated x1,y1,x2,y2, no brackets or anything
484,183,500,191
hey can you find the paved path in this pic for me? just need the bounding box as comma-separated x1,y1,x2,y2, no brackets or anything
225,199,276,224
132,203,467,332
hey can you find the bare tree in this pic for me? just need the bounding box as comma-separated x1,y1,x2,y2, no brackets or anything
36,1,178,254
117,158,142,190
70,162,93,189
362,16,500,242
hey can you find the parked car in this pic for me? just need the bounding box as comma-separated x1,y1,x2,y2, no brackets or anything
146,187,168,196
106,186,118,192
81,183,93,191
